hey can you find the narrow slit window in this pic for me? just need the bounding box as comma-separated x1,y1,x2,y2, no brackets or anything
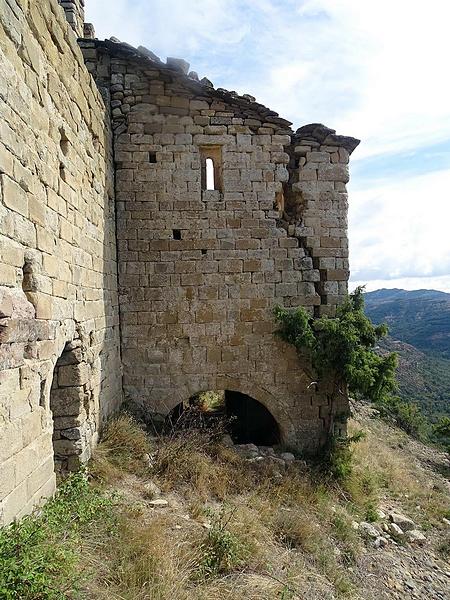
173,229,181,240
206,158,215,190
149,152,157,163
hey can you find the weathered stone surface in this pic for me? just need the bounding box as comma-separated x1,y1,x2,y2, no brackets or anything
0,0,122,525
166,57,190,74
390,512,416,532
359,522,381,539
405,529,426,545
58,363,90,387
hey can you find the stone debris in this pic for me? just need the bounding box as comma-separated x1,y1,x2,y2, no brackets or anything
144,481,162,498
232,444,300,469
188,71,200,81
373,536,389,549
389,512,416,532
389,522,404,536
280,452,296,462
166,57,190,74
200,76,214,88
359,522,381,539
405,530,426,545
137,46,162,62
148,499,169,508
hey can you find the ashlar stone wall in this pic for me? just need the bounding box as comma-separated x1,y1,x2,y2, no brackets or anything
82,42,359,452
0,0,121,525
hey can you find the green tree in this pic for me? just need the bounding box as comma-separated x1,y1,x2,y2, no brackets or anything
433,416,450,451
274,286,398,404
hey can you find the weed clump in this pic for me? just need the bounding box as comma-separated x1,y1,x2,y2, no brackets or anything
198,507,250,578
0,470,114,600
92,413,151,479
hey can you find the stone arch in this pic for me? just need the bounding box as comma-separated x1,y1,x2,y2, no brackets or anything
214,377,294,443
165,379,286,447
49,340,88,474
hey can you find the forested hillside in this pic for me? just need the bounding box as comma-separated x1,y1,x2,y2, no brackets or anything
364,289,450,421
364,289,450,358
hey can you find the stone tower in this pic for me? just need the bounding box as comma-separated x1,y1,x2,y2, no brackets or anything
58,0,85,38
0,0,359,525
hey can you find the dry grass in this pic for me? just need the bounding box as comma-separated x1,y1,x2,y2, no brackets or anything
348,418,450,527
91,413,152,481
81,415,360,599
76,412,450,600
151,427,254,501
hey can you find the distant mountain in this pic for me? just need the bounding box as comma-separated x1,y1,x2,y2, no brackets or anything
364,288,450,358
364,288,450,420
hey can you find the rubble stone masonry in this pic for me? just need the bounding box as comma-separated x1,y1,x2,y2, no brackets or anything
0,0,359,524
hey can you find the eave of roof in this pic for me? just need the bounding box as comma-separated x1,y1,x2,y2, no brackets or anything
79,37,360,153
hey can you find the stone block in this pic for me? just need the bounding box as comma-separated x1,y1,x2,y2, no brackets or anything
1,175,28,218
0,456,16,499
317,164,349,183
57,362,89,387
50,386,85,417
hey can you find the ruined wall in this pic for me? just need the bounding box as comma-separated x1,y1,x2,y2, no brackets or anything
283,124,359,317
0,0,121,525
82,43,357,452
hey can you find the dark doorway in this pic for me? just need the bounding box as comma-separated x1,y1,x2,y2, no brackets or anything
225,391,280,446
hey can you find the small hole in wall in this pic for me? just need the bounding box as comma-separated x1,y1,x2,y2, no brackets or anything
173,229,182,240
149,152,157,163
22,259,35,293
59,127,69,156
294,157,300,169
40,379,46,408
59,163,67,182
201,249,207,255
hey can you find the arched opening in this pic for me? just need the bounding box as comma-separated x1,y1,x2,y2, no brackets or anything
166,389,280,447
206,158,215,190
50,342,86,475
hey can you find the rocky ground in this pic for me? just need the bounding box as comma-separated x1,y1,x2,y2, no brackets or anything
74,405,450,599
348,403,450,599
135,404,450,599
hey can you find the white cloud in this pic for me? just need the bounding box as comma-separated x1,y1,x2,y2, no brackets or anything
85,0,249,57
86,0,450,156
349,168,450,282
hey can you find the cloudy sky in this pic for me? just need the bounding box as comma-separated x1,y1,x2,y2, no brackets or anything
86,0,450,293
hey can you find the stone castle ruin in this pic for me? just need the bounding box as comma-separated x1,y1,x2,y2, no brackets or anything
0,0,359,524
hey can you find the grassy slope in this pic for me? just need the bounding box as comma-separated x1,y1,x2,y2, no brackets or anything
2,413,449,600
